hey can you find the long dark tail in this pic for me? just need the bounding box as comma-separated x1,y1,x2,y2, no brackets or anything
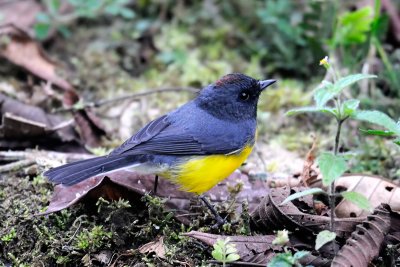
44,154,141,186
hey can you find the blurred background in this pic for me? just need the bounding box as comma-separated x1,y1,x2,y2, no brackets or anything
1,0,400,179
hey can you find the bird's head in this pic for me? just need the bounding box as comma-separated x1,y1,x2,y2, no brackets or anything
195,73,276,121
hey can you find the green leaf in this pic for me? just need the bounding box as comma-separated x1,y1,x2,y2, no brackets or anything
337,7,374,45
49,0,61,14
57,26,71,38
359,128,395,136
268,252,294,267
211,250,224,262
342,99,360,116
293,251,309,260
281,188,326,205
286,106,336,117
312,74,375,109
120,8,135,19
394,139,400,146
36,12,50,23
226,253,240,262
313,81,334,107
334,74,377,92
317,152,347,186
341,191,372,212
225,246,237,254
315,230,336,250
352,110,400,136
34,23,51,40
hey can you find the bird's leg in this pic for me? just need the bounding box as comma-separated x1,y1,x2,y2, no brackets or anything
200,195,225,227
153,175,159,195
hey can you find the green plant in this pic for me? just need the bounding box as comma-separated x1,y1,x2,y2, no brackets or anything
1,227,17,243
283,56,400,249
211,238,240,267
75,225,112,251
268,230,309,267
268,251,309,267
34,0,135,39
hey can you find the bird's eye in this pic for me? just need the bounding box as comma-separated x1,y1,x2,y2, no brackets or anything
239,91,250,101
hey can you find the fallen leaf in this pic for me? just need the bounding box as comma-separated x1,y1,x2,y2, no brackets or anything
0,25,107,147
333,175,400,218
138,236,166,259
331,204,392,267
0,0,43,34
315,230,336,250
0,93,82,151
0,24,72,90
251,186,364,241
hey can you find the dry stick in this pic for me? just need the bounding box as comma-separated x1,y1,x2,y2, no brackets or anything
0,150,94,163
55,87,199,112
0,159,35,173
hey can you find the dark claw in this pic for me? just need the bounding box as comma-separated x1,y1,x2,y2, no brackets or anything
153,175,159,195
200,195,226,228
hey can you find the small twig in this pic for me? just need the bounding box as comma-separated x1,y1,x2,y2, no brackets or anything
0,150,94,163
47,119,75,132
55,87,199,112
0,159,35,173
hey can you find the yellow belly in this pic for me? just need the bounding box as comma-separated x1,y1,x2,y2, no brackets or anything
163,145,253,194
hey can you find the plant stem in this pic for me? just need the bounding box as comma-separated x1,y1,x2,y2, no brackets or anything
329,117,346,254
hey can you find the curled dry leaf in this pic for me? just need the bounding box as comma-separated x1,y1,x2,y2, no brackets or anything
301,135,320,186
331,204,392,267
334,175,400,218
184,231,330,266
0,93,81,150
0,24,72,90
251,186,364,240
0,25,107,147
138,236,166,259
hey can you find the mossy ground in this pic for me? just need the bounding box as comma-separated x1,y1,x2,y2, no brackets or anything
0,171,253,266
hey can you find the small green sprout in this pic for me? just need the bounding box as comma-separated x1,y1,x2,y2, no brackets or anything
75,226,112,251
272,230,290,246
1,228,17,243
268,251,309,267
211,238,240,267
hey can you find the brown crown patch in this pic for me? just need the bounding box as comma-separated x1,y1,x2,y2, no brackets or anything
215,74,242,87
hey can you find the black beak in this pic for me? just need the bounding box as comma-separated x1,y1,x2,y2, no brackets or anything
259,79,276,91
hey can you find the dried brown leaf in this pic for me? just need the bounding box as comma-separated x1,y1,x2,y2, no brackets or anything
138,236,166,259
331,204,392,267
0,93,82,150
0,25,107,147
334,175,400,218
251,186,364,240
0,24,72,90
301,135,319,186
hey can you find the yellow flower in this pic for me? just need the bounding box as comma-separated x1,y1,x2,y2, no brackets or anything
319,56,329,66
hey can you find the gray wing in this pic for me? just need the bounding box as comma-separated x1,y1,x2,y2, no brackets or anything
110,114,247,156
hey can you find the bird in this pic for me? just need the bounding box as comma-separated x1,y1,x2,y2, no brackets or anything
44,73,276,225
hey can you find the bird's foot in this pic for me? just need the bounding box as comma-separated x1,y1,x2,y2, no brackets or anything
200,195,226,228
